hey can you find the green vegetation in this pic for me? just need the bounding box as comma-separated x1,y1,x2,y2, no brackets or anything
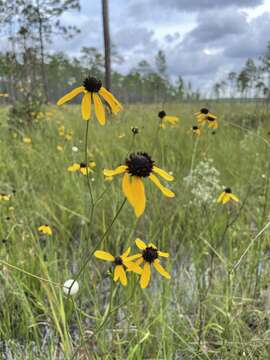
1,101,270,359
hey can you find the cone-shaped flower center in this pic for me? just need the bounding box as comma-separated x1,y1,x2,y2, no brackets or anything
158,110,166,119
142,246,158,263
83,77,102,93
80,162,87,168
114,256,123,265
193,126,199,130
125,152,154,177
224,187,232,193
200,108,209,114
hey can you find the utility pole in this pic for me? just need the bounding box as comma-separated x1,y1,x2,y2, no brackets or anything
102,0,111,90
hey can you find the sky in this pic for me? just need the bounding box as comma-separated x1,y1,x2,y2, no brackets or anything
11,0,270,95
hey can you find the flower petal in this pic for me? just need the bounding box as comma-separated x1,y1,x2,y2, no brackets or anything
153,259,171,279
135,238,147,250
125,253,142,262
118,265,127,286
103,165,127,177
99,87,122,114
149,174,175,198
130,177,146,217
230,194,240,202
140,262,151,289
122,173,135,207
114,265,121,282
93,93,106,125
158,251,169,258
81,92,91,120
124,260,143,274
68,163,80,172
153,166,174,181
164,115,178,124
94,250,114,262
217,192,225,203
57,86,84,106
121,247,131,259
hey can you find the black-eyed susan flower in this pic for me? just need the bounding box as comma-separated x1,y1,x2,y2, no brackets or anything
38,224,52,236
67,162,95,175
158,110,179,125
103,152,175,217
191,125,201,136
57,76,122,124
94,247,142,286
0,193,11,201
23,137,32,144
207,114,218,129
127,238,170,288
217,188,240,204
195,108,216,125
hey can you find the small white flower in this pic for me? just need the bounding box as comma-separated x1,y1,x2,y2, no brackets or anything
72,146,79,152
63,279,79,295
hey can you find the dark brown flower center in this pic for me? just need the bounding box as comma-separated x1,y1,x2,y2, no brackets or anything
80,162,87,168
114,256,123,266
125,152,154,177
193,126,199,130
83,77,102,93
224,187,232,193
158,110,166,119
207,115,215,122
200,108,209,114
142,246,158,263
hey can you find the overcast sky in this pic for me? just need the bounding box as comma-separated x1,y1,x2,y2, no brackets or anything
34,0,270,94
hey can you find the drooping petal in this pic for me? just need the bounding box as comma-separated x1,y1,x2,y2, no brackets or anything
217,192,225,203
103,165,127,177
148,243,157,249
130,176,146,217
93,93,106,125
57,86,84,106
136,258,144,266
140,262,151,289
114,265,121,282
222,194,231,204
164,115,178,124
230,194,240,202
124,260,143,274
153,259,171,279
118,265,127,286
153,166,174,181
94,250,114,262
68,163,80,172
122,173,135,207
149,174,175,198
125,253,142,262
99,87,122,114
81,92,91,120
158,251,169,257
135,238,147,250
121,247,131,259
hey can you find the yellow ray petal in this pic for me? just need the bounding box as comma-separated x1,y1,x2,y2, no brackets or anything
99,87,122,114
124,260,143,274
135,238,147,250
118,265,127,286
68,163,80,172
57,86,84,106
149,174,175,198
125,253,142,262
158,251,169,257
164,115,178,124
153,259,171,279
130,176,146,217
217,192,225,203
103,165,127,177
153,166,174,181
140,262,151,289
148,243,157,249
122,173,135,207
94,250,114,262
121,247,131,259
93,93,106,125
81,92,91,120
230,194,240,202
222,194,231,204
114,265,121,282
136,257,144,266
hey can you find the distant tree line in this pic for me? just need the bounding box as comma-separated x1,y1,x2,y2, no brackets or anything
212,42,270,100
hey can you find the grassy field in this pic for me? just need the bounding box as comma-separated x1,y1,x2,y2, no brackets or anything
1,101,270,359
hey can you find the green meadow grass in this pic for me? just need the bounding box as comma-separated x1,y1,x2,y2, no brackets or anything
1,101,270,359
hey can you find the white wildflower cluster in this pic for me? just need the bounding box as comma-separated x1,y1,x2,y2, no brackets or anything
183,158,221,206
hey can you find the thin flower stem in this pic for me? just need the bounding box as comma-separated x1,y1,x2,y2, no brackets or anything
84,120,95,225
70,198,127,287
189,135,199,177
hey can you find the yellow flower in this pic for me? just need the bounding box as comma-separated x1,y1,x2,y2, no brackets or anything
195,108,217,125
65,132,73,141
38,224,52,236
58,125,65,136
0,193,11,201
191,125,201,136
94,248,142,286
68,162,94,175
57,145,64,152
23,137,32,144
158,110,179,125
207,114,218,129
57,76,122,124
217,188,240,204
127,239,170,289
103,152,175,217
